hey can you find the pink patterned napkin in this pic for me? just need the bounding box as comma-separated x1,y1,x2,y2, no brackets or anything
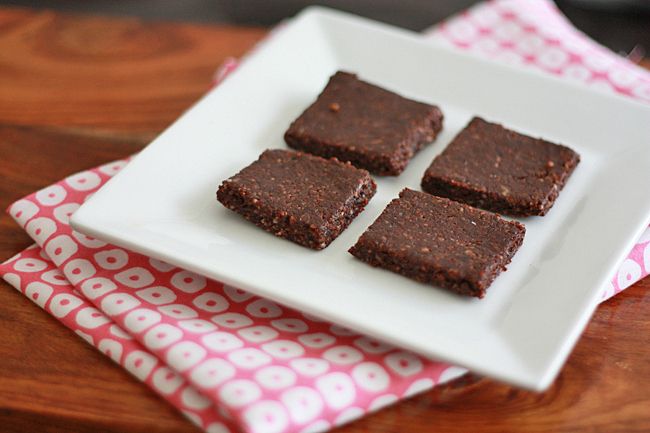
2,163,460,432
2,1,650,433
1,245,238,432
424,0,650,102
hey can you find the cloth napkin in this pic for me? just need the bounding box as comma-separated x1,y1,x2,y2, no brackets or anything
2,1,649,433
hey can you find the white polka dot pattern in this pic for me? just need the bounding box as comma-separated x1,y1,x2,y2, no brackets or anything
35,185,67,206
220,379,263,408
0,248,232,432
80,277,117,300
228,348,272,370
191,358,236,389
9,199,39,227
315,372,356,410
351,362,390,392
124,308,162,333
424,0,650,104
53,203,80,225
167,341,208,372
255,366,297,390
76,306,112,329
66,171,102,191
203,332,245,353
238,326,279,343
159,304,199,319
243,400,289,433
24,281,53,308
179,319,218,334
94,249,129,270
212,312,253,329
124,350,158,381
115,267,155,288
45,234,78,265
26,217,57,244
289,358,330,378
135,285,177,305
281,387,323,424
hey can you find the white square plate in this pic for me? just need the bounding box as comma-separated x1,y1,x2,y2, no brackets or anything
71,7,650,390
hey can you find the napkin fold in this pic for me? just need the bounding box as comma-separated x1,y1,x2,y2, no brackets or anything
1,160,461,433
1,245,235,432
2,1,649,433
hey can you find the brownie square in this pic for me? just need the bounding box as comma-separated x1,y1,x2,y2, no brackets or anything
349,189,525,298
284,71,444,176
217,149,376,250
421,117,580,216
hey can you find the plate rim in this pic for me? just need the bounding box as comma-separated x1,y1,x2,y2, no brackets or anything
70,6,650,391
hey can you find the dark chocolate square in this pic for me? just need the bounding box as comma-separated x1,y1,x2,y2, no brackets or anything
284,71,443,176
349,188,525,298
217,149,376,250
421,117,580,216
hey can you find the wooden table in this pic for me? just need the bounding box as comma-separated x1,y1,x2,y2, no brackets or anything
0,7,648,433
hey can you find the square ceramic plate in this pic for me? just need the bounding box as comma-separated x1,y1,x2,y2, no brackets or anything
71,7,650,390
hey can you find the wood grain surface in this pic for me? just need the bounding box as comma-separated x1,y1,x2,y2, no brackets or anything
0,7,649,433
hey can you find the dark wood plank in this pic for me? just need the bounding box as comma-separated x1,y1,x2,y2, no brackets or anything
2,0,648,55
0,7,265,134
